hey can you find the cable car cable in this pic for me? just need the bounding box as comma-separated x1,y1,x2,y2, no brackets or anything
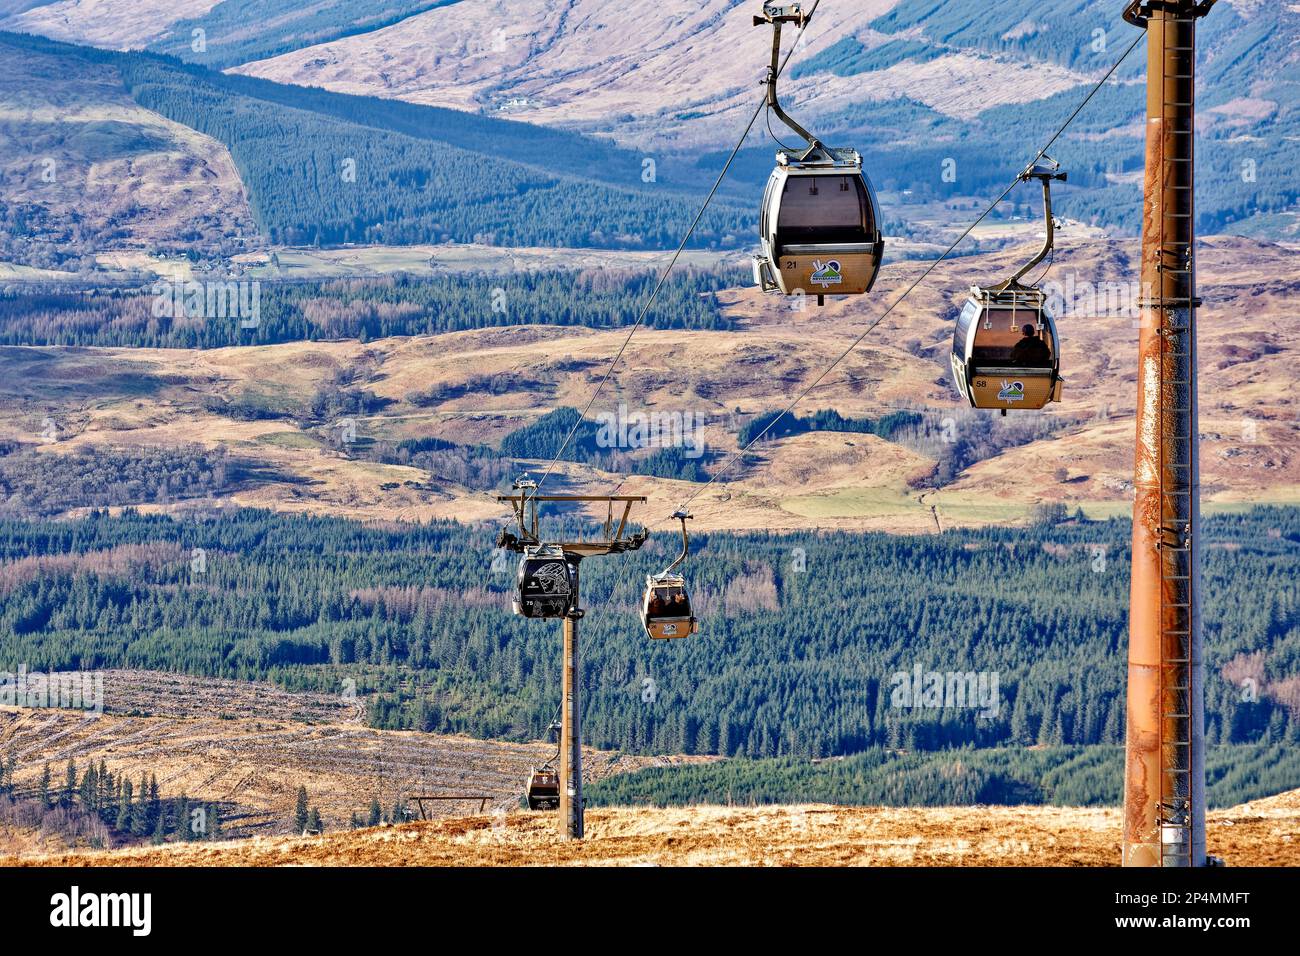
523,0,825,503
662,28,1144,524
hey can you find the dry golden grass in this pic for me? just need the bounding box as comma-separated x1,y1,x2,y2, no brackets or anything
2,684,1294,868
10,798,1298,867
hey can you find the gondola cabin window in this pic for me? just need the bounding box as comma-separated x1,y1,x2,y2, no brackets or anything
778,175,871,244
647,584,691,620
953,298,980,359
972,307,1054,367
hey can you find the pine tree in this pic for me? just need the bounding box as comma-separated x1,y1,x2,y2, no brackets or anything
176,795,192,841
63,760,76,808
367,797,381,827
98,760,111,811
148,774,160,828
307,807,322,834
294,786,309,834
1102,700,1122,744
116,779,132,831
130,774,149,835
80,766,97,811
1049,713,1067,747
38,763,51,808
1267,707,1287,744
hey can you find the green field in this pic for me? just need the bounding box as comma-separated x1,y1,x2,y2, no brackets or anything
783,488,1045,525
781,487,930,520
255,431,324,451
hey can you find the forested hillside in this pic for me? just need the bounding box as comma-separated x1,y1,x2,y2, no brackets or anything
0,267,740,348
4,2,1295,253
0,508,1294,762
791,0,1299,237
114,53,747,249
587,743,1300,810
0,30,751,264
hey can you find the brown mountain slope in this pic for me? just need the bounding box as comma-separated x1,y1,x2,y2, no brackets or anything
0,35,258,269
1,235,1294,532
229,0,1091,149
8,796,1299,866
1,1,221,49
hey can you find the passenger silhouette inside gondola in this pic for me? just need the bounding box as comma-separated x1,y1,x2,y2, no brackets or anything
1011,323,1051,366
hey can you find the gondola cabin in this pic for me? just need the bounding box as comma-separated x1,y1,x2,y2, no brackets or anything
754,149,884,302
641,573,698,640
513,545,574,619
950,285,1061,413
525,768,560,810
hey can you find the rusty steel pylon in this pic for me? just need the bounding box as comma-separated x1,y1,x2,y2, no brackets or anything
1122,0,1217,868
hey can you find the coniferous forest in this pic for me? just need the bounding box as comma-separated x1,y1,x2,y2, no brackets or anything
0,758,221,849
586,743,1300,811
0,506,1295,809
0,268,740,349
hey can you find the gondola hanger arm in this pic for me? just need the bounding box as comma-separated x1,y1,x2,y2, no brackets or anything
663,510,692,577
755,3,827,162
996,157,1067,289
521,0,821,496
